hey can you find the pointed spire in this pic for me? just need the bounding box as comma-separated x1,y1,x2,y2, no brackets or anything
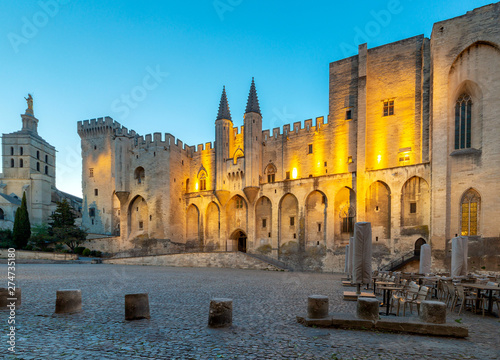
245,77,261,115
216,86,232,121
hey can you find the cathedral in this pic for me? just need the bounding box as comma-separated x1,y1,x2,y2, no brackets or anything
1,95,82,230
79,3,500,271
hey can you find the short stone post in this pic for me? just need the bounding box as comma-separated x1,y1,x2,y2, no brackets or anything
0,288,21,308
419,301,446,324
55,290,82,314
307,295,329,319
208,298,232,328
356,297,379,321
125,293,150,320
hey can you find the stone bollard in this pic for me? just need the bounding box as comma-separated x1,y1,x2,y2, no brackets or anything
420,300,446,324
307,295,329,319
0,288,21,308
357,297,380,321
208,298,232,328
55,290,82,314
125,294,150,320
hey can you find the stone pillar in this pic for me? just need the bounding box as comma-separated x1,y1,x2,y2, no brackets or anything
307,295,329,319
0,288,21,307
419,300,446,324
208,298,232,328
125,293,150,320
356,297,379,320
55,290,82,314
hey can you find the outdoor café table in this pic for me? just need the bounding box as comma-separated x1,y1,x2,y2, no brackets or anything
374,281,395,295
379,286,403,316
460,283,500,314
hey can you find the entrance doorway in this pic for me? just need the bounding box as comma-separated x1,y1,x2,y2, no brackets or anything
414,238,426,256
231,230,247,253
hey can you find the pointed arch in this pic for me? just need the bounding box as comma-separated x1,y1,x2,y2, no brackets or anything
334,187,356,244
279,193,299,249
366,181,391,240
264,163,277,183
226,195,248,250
305,190,327,247
197,167,208,191
134,167,145,184
255,196,272,247
401,176,430,228
233,147,244,164
128,195,148,237
205,202,220,250
460,188,481,236
187,204,201,246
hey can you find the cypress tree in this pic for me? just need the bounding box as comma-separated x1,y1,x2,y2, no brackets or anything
13,192,31,249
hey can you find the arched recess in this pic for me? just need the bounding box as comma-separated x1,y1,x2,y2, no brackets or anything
366,181,391,241
305,191,327,247
401,176,430,229
460,188,481,236
255,196,272,248
233,147,244,164
128,195,148,237
279,193,299,249
226,195,248,249
186,204,201,247
230,229,247,253
134,167,145,184
414,238,426,257
334,187,356,244
112,191,121,236
205,202,220,250
264,163,277,183
449,42,500,151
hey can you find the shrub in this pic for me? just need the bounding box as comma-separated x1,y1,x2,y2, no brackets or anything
256,244,272,255
90,250,102,257
82,248,91,257
74,246,86,255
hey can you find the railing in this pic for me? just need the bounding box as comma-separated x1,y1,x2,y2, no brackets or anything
379,250,418,272
243,252,290,271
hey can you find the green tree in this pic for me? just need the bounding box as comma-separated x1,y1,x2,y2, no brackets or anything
50,199,87,252
29,224,55,251
12,192,31,249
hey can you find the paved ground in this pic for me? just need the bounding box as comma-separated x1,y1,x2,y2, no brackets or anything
0,263,499,359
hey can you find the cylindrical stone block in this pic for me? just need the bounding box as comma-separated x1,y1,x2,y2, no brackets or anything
55,289,82,314
0,288,21,308
307,295,329,319
125,293,150,320
356,297,380,321
419,300,446,324
208,298,232,328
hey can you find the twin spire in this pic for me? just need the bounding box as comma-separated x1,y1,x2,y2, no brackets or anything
216,78,260,121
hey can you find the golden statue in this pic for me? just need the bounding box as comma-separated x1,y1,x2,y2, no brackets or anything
25,94,33,114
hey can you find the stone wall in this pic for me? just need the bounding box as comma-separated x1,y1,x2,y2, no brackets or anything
0,249,77,261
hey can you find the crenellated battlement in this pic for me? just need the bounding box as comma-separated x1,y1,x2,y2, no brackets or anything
77,116,139,138
262,116,327,142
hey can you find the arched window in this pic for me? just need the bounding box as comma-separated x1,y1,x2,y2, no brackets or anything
10,159,14,168
20,147,23,156
37,151,40,160
186,178,190,193
134,167,145,184
37,162,40,171
20,159,23,168
265,163,277,183
455,94,472,149
45,165,48,175
199,172,207,191
461,189,480,236
10,147,14,156
45,154,48,163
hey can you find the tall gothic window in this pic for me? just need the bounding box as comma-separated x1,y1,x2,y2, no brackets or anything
265,163,277,183
461,189,480,236
455,94,472,149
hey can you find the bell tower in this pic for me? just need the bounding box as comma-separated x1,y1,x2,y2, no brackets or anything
215,86,233,190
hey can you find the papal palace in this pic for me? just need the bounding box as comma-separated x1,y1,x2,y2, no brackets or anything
78,3,500,272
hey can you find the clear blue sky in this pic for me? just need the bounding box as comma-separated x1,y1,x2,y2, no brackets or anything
0,0,494,197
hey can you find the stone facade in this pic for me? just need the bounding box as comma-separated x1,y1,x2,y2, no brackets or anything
79,4,500,271
0,97,82,230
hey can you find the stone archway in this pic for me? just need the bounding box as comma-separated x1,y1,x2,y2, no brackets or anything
230,229,247,253
414,238,426,256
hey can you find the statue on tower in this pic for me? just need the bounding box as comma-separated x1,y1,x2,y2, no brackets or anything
25,94,34,115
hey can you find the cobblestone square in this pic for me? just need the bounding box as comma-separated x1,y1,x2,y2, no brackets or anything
1,264,499,359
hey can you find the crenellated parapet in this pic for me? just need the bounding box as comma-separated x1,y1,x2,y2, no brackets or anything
262,116,327,142
77,117,138,138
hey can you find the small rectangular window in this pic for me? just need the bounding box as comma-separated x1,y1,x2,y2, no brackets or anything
267,174,275,183
383,100,394,117
268,232,271,238
410,202,417,214
347,156,353,164
345,109,352,120
318,223,322,232
139,221,144,229
286,171,290,180
89,208,95,217
308,144,313,154
200,179,206,191
290,216,295,226
262,218,267,228
89,168,94,177
94,189,98,196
